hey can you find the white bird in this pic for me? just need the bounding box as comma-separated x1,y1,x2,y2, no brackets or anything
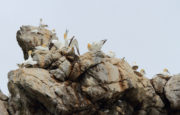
158,68,170,76
87,39,107,52
107,51,116,58
51,39,64,49
23,50,37,66
39,18,48,28
132,62,138,71
68,37,80,55
64,29,69,48
35,44,49,51
51,30,71,49
52,29,56,33
140,69,146,76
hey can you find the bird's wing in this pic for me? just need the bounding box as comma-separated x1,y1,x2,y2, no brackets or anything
70,39,80,55
68,36,75,47
100,39,107,46
53,41,63,49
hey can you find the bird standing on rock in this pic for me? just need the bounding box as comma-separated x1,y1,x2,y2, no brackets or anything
140,69,146,76
161,68,170,76
64,29,69,48
51,30,80,55
68,37,80,55
87,39,107,52
132,62,138,71
23,50,37,66
39,18,48,28
51,30,70,49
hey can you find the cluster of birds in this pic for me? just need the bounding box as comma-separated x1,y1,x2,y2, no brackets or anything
132,62,170,77
19,19,171,78
19,19,116,67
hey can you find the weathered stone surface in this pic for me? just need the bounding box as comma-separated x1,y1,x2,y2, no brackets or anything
17,25,58,59
2,24,180,114
0,100,8,115
165,74,180,110
151,75,168,94
0,90,8,101
8,68,92,114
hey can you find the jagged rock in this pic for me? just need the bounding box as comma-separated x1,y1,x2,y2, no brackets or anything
165,74,180,110
151,75,168,94
8,68,92,114
0,90,8,101
33,50,62,68
0,100,8,115
2,24,180,114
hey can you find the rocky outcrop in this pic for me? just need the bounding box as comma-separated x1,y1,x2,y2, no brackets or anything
165,74,180,110
0,90,8,115
0,25,180,115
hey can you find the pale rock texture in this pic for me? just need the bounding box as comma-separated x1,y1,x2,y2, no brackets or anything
17,25,58,59
0,90,8,115
165,74,180,110
0,25,179,115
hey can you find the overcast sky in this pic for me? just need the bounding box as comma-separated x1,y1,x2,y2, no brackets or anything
0,0,180,95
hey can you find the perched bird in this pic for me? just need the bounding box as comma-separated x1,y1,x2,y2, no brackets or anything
132,62,138,71
156,68,171,80
87,39,107,52
51,30,72,49
35,44,49,51
39,18,48,28
51,39,64,49
140,69,146,76
107,51,116,58
64,29,69,48
23,50,37,66
68,37,80,55
52,29,56,33
161,68,170,76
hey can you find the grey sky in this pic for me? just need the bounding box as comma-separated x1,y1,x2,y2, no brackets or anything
0,0,179,95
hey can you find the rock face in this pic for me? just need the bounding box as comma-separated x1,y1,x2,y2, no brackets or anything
0,24,180,115
0,90,8,115
165,74,180,110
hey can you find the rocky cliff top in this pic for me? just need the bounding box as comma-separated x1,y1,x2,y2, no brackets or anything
0,24,180,115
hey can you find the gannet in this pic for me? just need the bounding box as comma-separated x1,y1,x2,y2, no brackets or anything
35,44,49,51
68,37,80,55
23,50,37,66
140,69,146,76
107,51,116,58
64,29,69,48
51,39,64,49
132,62,138,71
87,39,107,52
51,30,71,49
52,29,56,33
160,68,170,76
39,18,48,28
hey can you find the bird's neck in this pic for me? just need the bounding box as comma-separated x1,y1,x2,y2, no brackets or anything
64,39,68,47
